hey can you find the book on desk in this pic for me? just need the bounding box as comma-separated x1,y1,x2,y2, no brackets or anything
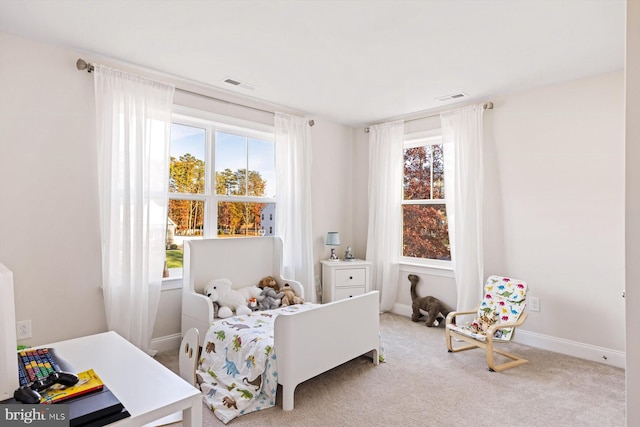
3,348,130,427
39,369,104,404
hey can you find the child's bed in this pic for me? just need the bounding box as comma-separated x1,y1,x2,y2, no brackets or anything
181,237,380,422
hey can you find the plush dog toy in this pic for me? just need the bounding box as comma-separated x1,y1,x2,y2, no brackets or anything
258,287,283,310
258,276,279,291
204,278,252,318
408,274,450,327
279,283,304,306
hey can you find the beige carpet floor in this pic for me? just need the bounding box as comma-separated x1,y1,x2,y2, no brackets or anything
155,312,625,426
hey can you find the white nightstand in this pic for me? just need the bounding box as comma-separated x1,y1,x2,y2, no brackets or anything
321,259,372,303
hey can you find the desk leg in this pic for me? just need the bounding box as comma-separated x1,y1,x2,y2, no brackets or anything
182,396,202,427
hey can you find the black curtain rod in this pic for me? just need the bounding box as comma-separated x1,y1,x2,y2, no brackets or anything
363,102,494,133
76,58,315,127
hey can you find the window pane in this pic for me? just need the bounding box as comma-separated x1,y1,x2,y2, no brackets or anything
404,146,431,200
166,199,205,269
432,144,445,199
169,124,206,194
217,202,274,237
216,132,247,196
248,138,275,198
402,204,451,260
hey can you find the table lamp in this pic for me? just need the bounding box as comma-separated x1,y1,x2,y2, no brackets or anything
326,232,340,260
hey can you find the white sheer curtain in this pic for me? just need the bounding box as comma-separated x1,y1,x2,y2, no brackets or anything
93,64,175,354
366,120,404,312
441,104,485,314
275,113,315,303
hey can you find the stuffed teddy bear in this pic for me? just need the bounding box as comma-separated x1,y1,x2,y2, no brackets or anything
279,283,304,306
408,274,450,327
257,287,283,311
204,278,252,318
258,276,279,291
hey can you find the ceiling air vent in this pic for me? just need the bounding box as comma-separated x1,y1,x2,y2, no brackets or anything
436,92,468,102
222,77,255,91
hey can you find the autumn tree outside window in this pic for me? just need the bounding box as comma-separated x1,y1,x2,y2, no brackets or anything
402,132,451,264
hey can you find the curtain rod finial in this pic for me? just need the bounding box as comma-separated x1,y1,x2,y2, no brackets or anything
484,102,494,110
76,58,94,73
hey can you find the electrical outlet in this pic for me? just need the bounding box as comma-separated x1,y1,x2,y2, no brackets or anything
529,297,540,312
16,320,32,340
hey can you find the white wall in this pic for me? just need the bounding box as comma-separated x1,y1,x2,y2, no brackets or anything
490,71,625,364
355,71,626,366
310,121,358,300
0,32,107,345
626,0,640,423
0,31,355,348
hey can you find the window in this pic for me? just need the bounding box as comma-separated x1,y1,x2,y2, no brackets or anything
165,113,276,273
402,131,451,264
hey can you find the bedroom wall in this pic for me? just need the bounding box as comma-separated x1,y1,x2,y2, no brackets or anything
355,71,626,367
0,31,356,348
626,0,640,422
488,71,625,364
0,32,107,345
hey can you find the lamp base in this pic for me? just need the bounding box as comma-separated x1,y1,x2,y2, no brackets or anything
329,248,339,260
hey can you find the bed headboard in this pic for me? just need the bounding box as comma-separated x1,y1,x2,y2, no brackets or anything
183,236,302,297
181,236,304,344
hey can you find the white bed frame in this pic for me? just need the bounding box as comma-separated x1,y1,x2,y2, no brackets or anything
181,236,380,410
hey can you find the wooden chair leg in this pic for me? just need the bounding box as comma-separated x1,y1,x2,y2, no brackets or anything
486,346,528,372
446,329,483,353
447,329,528,372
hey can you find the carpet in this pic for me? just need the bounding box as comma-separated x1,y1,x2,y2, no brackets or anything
155,312,625,426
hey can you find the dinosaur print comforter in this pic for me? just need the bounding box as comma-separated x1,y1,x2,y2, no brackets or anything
197,304,317,424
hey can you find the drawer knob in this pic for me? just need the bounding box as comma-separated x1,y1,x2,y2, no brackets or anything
349,276,353,280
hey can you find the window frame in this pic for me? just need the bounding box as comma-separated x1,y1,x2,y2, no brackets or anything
166,107,276,277
400,129,452,270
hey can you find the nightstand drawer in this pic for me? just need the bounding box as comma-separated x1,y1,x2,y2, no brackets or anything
335,286,366,300
335,268,366,287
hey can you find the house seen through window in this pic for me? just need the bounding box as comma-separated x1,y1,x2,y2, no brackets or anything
165,116,276,273
402,132,451,263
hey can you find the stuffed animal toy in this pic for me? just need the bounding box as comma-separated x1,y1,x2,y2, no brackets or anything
237,285,263,302
247,297,259,311
408,274,450,327
469,311,498,335
204,278,252,318
257,287,283,310
279,283,304,306
258,276,279,291
200,290,221,319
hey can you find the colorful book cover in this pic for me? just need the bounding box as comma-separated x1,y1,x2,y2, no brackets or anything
39,369,104,404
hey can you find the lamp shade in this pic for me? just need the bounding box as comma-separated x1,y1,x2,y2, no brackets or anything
326,232,340,246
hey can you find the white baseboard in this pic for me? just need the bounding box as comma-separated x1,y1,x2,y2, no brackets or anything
513,329,625,369
150,333,181,353
390,303,625,369
391,303,412,318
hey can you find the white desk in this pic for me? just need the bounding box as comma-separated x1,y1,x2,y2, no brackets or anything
41,331,202,427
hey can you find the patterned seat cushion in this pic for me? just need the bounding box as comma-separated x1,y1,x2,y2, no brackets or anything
447,276,527,342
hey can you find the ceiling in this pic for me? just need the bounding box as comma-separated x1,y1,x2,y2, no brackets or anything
0,0,626,127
